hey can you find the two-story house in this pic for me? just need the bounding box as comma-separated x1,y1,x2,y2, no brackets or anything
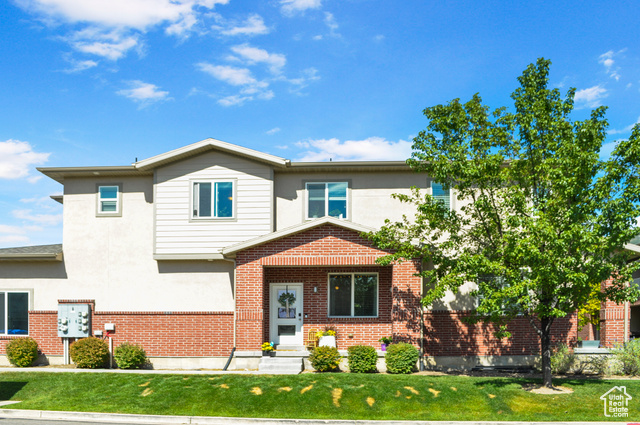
0,139,588,370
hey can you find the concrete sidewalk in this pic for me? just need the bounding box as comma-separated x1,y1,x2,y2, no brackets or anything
0,409,632,425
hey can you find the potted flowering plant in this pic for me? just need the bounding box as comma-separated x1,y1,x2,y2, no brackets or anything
317,326,337,348
261,342,275,356
378,336,392,351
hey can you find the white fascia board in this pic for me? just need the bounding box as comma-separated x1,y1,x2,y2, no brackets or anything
624,243,640,254
153,253,227,261
135,138,289,170
222,216,375,256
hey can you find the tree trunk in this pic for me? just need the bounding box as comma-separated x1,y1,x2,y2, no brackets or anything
540,317,553,388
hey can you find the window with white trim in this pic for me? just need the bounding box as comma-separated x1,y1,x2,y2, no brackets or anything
192,181,234,218
329,273,378,317
0,291,29,335
97,185,121,216
431,181,451,210
306,182,348,219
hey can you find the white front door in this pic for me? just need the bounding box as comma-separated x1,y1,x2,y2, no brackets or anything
270,283,304,346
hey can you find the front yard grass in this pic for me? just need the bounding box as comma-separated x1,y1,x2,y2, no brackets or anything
0,372,638,421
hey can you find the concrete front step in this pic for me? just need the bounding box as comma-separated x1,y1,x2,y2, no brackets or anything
258,356,304,374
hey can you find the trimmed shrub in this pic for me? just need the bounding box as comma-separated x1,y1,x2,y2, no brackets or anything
550,344,576,374
114,342,148,369
5,337,39,367
347,345,377,373
611,339,640,375
385,342,419,374
70,337,109,369
309,346,341,372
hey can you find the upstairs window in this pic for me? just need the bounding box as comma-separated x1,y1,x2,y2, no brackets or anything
306,182,348,219
192,181,234,219
0,291,29,335
431,181,451,210
97,184,121,216
329,273,378,317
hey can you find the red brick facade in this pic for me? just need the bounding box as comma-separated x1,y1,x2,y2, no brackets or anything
0,223,587,363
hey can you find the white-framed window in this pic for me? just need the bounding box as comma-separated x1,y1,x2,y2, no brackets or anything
192,181,234,219
328,273,378,317
97,184,122,216
0,291,29,335
306,182,348,219
431,181,451,210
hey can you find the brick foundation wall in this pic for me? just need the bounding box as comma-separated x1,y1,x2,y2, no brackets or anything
1,309,234,357
423,311,577,356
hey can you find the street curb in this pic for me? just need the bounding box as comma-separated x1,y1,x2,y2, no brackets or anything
0,409,630,425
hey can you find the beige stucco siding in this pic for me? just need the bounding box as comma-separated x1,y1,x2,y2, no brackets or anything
39,175,235,312
154,151,273,255
274,171,432,230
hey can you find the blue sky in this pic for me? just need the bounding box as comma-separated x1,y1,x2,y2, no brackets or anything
1,0,639,248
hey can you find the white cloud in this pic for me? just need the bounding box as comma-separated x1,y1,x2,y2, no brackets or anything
18,0,229,61
266,127,281,135
599,49,625,81
0,140,50,180
12,209,63,226
284,67,320,93
215,14,269,36
373,34,385,42
198,63,257,86
62,58,98,73
230,44,286,74
0,235,30,245
218,94,252,107
296,137,413,161
280,0,322,16
117,80,170,107
0,225,26,234
574,85,608,108
609,116,640,135
324,12,338,36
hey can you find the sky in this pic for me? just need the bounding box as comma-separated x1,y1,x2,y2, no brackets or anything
1,0,640,248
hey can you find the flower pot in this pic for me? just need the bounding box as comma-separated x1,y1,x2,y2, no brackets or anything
381,343,387,351
319,335,336,348
262,351,275,357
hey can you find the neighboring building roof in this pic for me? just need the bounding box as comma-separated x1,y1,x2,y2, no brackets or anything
135,138,290,170
0,244,63,262
222,216,374,256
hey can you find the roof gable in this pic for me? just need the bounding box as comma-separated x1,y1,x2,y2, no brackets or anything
222,217,374,256
135,138,289,170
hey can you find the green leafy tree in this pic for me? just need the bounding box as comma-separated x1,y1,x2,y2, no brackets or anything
369,58,640,388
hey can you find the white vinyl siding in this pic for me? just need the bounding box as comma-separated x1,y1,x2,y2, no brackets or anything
154,151,273,255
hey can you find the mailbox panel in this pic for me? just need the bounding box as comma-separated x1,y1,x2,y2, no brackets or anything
57,304,91,338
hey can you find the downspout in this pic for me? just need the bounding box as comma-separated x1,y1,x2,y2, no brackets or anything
220,257,237,370
419,259,425,371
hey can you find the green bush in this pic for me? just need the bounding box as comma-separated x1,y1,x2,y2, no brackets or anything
611,339,640,375
70,337,109,369
347,345,377,373
385,342,419,374
550,344,576,374
5,337,39,367
309,346,341,372
114,342,147,369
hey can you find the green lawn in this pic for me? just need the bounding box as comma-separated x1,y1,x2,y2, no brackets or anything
0,372,639,421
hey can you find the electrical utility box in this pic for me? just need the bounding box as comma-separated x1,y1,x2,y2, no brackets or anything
57,304,91,338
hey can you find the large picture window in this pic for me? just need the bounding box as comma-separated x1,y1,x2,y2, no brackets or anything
0,291,29,335
329,273,377,317
306,182,348,219
192,181,234,218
